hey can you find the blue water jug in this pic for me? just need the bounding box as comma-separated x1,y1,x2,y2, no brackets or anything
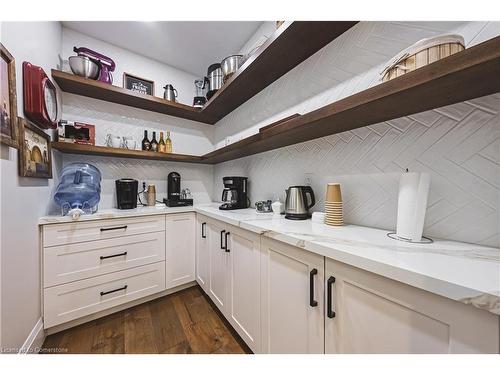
54,163,102,217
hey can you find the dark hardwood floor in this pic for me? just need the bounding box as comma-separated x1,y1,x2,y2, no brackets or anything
41,286,251,354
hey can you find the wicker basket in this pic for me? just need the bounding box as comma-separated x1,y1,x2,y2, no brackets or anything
381,34,465,82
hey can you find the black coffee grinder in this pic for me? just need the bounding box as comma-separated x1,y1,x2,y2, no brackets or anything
164,172,193,207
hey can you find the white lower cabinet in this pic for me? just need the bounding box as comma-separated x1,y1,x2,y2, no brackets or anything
165,213,195,289
44,262,165,328
207,219,229,313
42,212,196,330
260,237,324,354
197,216,262,352
44,231,165,287
324,258,500,354
226,226,261,353
195,215,209,292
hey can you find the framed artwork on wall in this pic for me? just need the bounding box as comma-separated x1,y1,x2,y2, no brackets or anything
18,117,52,179
0,43,19,148
123,72,155,96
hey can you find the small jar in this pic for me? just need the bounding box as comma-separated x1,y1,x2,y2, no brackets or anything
271,201,283,216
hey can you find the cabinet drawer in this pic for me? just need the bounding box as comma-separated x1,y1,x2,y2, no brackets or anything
43,215,166,247
44,262,165,328
44,231,166,287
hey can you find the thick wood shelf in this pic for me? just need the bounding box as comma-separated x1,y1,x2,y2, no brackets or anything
52,22,358,125
51,70,216,124
201,21,358,120
203,36,500,164
52,142,204,164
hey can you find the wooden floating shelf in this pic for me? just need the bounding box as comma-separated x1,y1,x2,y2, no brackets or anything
51,70,215,124
52,21,358,125
201,21,359,120
202,36,500,164
51,142,204,164
52,37,500,166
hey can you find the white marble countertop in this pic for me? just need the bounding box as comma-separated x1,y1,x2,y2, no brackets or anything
38,204,196,224
40,203,500,315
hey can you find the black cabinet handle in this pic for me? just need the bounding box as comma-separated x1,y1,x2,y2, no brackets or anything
224,232,230,252
100,251,127,260
201,222,206,238
100,225,128,232
100,285,127,296
309,268,318,307
327,276,336,318
220,230,226,250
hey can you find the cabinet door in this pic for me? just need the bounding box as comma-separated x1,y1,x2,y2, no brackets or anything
261,237,324,354
226,226,261,353
195,215,209,292
165,213,195,289
208,220,228,313
325,258,500,354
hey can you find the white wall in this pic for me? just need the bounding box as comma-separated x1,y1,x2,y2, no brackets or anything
0,21,62,350
59,28,215,210
214,21,500,247
62,27,198,105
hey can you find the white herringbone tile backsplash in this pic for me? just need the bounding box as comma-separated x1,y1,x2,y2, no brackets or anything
215,95,500,247
61,153,214,211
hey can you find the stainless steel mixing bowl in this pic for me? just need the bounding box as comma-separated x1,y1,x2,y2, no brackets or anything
69,56,99,79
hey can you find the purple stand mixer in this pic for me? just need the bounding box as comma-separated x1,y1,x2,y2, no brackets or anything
73,46,115,84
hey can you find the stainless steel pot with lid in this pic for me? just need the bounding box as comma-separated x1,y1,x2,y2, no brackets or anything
221,55,243,82
206,63,223,100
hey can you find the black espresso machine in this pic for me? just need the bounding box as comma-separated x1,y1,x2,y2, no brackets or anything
164,172,193,207
219,176,249,210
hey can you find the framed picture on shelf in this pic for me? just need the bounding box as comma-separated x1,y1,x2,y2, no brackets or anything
123,73,154,96
18,118,52,179
1,43,19,148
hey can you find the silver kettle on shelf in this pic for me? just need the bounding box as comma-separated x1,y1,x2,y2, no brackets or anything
163,84,178,102
284,186,315,220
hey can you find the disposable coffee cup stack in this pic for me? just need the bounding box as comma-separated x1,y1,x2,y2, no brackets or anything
325,183,343,226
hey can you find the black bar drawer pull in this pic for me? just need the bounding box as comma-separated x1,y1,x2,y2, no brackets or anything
201,222,207,238
327,276,336,318
220,230,226,250
100,252,127,260
224,232,230,252
100,225,128,232
309,268,318,307
100,285,127,296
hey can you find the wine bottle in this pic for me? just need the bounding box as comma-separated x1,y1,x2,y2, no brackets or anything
151,131,158,152
165,131,172,153
141,130,151,151
158,131,166,153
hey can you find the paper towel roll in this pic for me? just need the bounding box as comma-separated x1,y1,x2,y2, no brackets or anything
396,171,431,242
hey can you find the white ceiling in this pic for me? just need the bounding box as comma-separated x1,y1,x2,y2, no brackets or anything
62,21,262,76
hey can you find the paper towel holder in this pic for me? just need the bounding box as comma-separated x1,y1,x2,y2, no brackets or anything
387,232,433,244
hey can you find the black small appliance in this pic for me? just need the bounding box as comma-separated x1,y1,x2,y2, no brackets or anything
219,176,249,210
115,179,138,209
164,171,193,207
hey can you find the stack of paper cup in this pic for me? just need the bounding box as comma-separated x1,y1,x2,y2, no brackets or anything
325,183,343,226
